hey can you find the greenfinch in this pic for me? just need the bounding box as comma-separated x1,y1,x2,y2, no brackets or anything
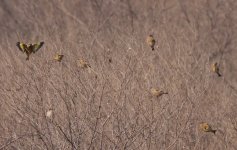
146,35,156,50
78,59,91,68
212,62,221,77
16,42,44,60
54,54,64,62
200,122,217,134
150,88,168,97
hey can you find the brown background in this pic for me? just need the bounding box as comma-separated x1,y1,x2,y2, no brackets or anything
1,0,237,149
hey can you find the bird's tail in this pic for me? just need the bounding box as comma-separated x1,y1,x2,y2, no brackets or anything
212,130,217,134
152,47,155,51
217,72,222,77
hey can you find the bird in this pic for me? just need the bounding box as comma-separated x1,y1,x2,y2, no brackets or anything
54,54,64,62
146,35,156,50
150,88,168,97
212,62,221,77
200,122,217,134
46,109,53,118
78,59,91,68
16,42,44,60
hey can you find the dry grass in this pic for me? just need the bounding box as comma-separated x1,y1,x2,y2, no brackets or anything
1,0,237,149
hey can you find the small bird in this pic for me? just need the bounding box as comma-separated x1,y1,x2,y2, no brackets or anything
16,42,44,60
54,54,64,62
200,122,217,134
146,35,156,50
46,109,53,118
212,62,221,77
150,88,168,97
78,59,91,68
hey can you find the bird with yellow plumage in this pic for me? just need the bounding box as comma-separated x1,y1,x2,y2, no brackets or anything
54,54,64,62
211,62,221,77
200,122,217,134
150,88,168,97
78,59,91,68
16,42,44,60
146,35,156,51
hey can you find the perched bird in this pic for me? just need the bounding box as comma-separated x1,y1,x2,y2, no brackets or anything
54,54,64,62
200,122,217,134
78,59,91,68
16,42,44,60
212,62,221,77
150,88,168,97
46,109,53,118
146,35,156,50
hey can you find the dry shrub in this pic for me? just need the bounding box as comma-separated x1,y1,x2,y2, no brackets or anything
1,0,237,149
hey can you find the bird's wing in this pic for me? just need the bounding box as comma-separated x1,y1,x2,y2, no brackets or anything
16,42,27,52
152,39,156,45
32,42,44,53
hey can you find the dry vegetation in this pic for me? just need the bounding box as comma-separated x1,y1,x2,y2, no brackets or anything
1,0,237,149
